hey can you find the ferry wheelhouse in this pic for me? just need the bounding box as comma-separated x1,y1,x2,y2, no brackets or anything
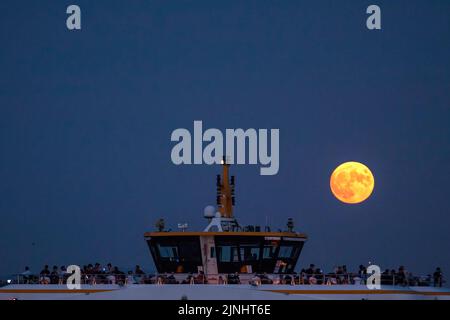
145,159,307,282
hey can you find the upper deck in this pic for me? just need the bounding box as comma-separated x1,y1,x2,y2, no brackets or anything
145,231,305,275
144,160,308,279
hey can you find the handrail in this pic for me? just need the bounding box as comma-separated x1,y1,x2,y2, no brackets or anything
8,272,443,287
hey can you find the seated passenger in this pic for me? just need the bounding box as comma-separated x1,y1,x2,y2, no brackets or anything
314,268,324,285
305,264,316,284
326,273,337,285
135,265,145,275
39,265,51,284
433,268,443,287
143,274,155,284
182,273,194,284
308,276,318,285
167,273,178,284
341,265,349,284
227,273,240,285
358,265,367,284
113,266,126,285
283,274,293,285
218,275,227,285
194,271,207,284
250,274,261,286
126,271,137,285
381,269,392,285
21,266,32,284
260,273,273,285
156,274,166,284
298,269,306,284
396,266,407,286
336,266,349,284
106,264,116,284
134,265,145,284
305,264,315,277
93,263,102,274
60,266,69,284
50,265,60,284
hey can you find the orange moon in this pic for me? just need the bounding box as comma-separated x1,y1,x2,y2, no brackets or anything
330,162,375,204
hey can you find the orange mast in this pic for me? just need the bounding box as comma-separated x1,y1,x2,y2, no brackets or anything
217,157,235,218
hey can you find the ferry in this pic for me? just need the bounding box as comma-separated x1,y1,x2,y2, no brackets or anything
1,160,449,300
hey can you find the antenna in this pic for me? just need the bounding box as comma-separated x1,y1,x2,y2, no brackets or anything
155,218,165,232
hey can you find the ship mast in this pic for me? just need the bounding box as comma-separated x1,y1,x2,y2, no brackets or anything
217,156,235,218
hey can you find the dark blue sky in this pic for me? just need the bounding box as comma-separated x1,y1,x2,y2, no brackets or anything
0,0,449,276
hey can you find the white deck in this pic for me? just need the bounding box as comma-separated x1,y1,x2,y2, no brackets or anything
1,284,449,300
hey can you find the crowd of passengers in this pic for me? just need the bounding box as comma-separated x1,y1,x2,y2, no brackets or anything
17,264,444,287
20,264,149,285
294,264,444,287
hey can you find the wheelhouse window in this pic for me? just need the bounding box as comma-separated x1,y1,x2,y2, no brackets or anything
275,241,304,273
147,236,202,273
158,245,178,259
263,245,277,259
278,246,293,259
214,236,304,274
240,245,260,262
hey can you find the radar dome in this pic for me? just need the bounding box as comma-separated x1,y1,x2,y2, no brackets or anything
204,205,216,218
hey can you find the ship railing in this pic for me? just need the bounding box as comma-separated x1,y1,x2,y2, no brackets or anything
7,272,440,287
282,273,437,287
9,273,156,286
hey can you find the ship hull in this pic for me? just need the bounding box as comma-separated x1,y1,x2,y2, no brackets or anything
1,284,449,300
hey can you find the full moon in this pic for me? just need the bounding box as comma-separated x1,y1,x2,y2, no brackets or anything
330,162,375,204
